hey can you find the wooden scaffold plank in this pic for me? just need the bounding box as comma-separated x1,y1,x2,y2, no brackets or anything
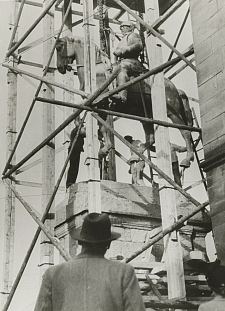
145,0,186,300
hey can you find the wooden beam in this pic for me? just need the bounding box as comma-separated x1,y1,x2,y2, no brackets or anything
2,1,19,307
16,146,64,175
44,113,87,232
151,0,188,29
167,7,190,61
130,261,165,270
83,0,101,213
91,113,209,262
2,180,71,261
8,0,26,51
168,56,195,79
62,0,74,195
14,180,65,191
3,67,120,179
145,272,164,301
145,0,186,300
2,64,88,98
115,150,153,184
19,59,55,69
18,0,121,23
112,0,196,71
92,112,206,207
144,299,199,310
40,0,56,274
6,0,58,57
2,0,79,178
36,96,201,132
1,174,71,311
92,49,194,104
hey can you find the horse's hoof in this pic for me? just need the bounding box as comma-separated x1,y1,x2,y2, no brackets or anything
98,149,108,159
180,159,191,168
98,145,112,159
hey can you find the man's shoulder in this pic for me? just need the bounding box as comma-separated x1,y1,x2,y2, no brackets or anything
107,259,135,273
128,32,141,39
198,298,225,311
46,259,77,274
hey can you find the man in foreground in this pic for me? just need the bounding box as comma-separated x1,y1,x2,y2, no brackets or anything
34,212,146,311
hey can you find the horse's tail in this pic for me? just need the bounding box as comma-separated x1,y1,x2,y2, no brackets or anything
178,89,193,127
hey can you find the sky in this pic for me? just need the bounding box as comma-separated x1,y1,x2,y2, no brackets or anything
0,1,216,310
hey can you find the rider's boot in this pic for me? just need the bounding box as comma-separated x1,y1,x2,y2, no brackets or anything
111,71,129,103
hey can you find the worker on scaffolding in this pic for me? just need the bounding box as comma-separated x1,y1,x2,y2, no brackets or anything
171,143,187,187
111,20,144,104
124,135,146,186
198,260,225,310
66,118,86,189
34,213,146,311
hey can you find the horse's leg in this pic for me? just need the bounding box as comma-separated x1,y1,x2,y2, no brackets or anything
177,89,193,127
169,113,194,168
130,162,137,184
98,122,112,158
141,122,155,151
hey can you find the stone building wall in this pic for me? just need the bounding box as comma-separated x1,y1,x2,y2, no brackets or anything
189,0,225,263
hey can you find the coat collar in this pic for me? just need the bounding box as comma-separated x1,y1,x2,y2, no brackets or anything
76,249,105,259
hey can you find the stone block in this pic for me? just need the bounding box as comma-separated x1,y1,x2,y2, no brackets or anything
202,113,225,145
201,89,225,124
54,181,209,266
216,69,225,94
123,228,132,242
120,241,143,259
203,136,225,159
107,240,122,259
212,25,225,53
191,0,217,33
219,4,225,27
198,75,217,103
197,49,223,86
131,229,147,243
212,217,225,264
189,0,212,19
218,0,225,10
193,11,224,45
194,37,212,66
180,232,193,258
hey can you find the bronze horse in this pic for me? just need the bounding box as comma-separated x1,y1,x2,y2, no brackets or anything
56,36,194,168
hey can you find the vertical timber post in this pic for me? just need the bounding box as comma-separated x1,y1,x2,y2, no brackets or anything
1,1,18,306
60,0,74,261
40,0,55,274
62,0,74,191
144,0,186,300
83,0,101,213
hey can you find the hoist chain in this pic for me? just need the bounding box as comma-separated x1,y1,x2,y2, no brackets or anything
135,0,145,64
97,0,107,53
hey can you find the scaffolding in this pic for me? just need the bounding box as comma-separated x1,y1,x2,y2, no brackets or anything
1,0,211,310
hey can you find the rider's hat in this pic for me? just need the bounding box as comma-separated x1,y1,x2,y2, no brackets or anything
120,20,135,29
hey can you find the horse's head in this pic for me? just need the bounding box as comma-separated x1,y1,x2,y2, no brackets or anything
55,37,76,74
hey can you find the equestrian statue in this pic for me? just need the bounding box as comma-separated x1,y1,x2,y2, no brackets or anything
55,21,194,178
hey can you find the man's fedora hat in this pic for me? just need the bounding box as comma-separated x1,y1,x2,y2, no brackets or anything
73,213,121,243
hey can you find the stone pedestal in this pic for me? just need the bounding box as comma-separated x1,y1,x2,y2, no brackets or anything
55,181,211,263
190,0,225,263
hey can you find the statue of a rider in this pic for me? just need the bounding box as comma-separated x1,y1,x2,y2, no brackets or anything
111,21,144,104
